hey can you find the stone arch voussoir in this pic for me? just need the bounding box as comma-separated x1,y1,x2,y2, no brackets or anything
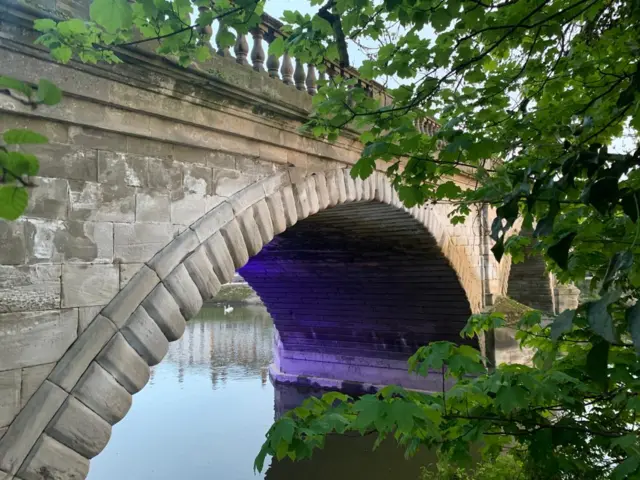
0,168,483,480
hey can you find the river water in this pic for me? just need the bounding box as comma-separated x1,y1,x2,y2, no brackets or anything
88,306,434,480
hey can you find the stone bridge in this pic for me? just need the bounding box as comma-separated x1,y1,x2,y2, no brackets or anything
0,0,574,478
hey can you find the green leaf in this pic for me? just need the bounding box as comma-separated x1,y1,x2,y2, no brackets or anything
3,129,48,145
0,186,29,220
495,385,528,413
90,0,133,34
550,309,576,341
33,18,57,32
35,79,62,106
587,291,619,344
547,232,576,270
194,45,211,62
0,151,39,176
51,46,73,63
0,76,33,98
586,340,609,390
611,455,640,480
269,36,286,57
626,303,640,354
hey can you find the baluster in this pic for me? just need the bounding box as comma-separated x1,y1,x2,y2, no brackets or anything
251,28,266,73
215,22,231,57
294,59,306,91
234,32,249,66
266,51,280,79
281,52,294,86
306,64,317,95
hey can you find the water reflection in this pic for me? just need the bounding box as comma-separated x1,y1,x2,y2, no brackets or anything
88,306,433,480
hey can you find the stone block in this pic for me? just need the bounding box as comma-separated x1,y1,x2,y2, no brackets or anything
220,219,249,269
0,370,20,429
68,181,135,223
206,151,237,170
98,151,148,187
0,265,61,314
229,182,265,215
238,208,264,257
46,396,111,459
183,247,222,301
280,185,298,227
135,189,170,223
343,171,357,202
266,192,286,236
121,306,169,366
147,158,182,191
97,333,149,394
292,182,310,219
24,220,113,264
48,315,117,393
236,156,277,178
32,143,97,182
170,191,206,227
147,229,199,280
253,199,275,245
0,221,25,266
18,434,89,480
325,170,340,207
118,263,143,289
72,362,131,425
61,264,119,308
20,363,55,409
0,310,77,371
314,172,330,210
127,137,173,158
142,282,188,339
77,306,103,334
68,126,126,151
262,170,291,196
305,177,320,215
184,164,213,196
0,381,67,475
102,264,159,328
203,233,236,284
213,168,253,197
25,177,69,220
190,201,234,243
354,177,365,201
113,222,173,263
0,116,68,145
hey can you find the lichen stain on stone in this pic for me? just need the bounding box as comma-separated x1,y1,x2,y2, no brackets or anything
53,222,98,262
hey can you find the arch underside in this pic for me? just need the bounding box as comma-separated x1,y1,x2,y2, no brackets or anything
241,201,473,391
0,169,482,480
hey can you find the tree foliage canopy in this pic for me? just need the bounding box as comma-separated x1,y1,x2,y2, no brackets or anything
7,0,640,477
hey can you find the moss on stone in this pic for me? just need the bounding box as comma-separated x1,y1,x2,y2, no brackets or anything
489,296,533,326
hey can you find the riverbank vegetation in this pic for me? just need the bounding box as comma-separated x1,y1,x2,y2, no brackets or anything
6,0,640,478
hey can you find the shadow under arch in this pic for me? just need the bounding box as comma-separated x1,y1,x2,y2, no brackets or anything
0,168,484,480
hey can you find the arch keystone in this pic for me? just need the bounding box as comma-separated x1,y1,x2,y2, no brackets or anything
48,315,117,393
72,363,131,426
238,208,264,256
221,219,250,269
142,282,188,342
46,397,111,459
97,333,150,394
102,265,160,328
121,306,169,366
265,192,287,235
203,232,235,284
17,434,89,480
183,247,222,301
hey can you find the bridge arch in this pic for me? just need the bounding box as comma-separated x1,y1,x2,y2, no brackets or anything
0,169,483,479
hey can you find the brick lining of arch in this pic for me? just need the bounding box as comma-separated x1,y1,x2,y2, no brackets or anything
0,169,484,479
